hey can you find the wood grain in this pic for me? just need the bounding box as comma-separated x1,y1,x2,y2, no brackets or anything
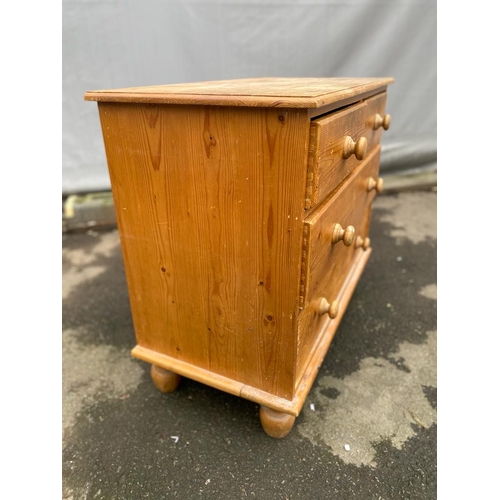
85,77,393,108
305,92,387,209
133,247,372,418
296,147,380,383
98,103,310,399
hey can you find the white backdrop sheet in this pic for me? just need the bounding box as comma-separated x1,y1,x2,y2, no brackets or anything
63,0,436,194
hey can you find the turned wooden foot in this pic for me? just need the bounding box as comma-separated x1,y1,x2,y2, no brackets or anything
259,405,296,438
150,365,181,393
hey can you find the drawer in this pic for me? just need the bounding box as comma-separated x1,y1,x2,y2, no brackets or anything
305,92,388,209
296,146,382,379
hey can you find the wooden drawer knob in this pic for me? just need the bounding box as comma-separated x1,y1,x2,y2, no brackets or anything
318,297,339,319
367,177,384,193
332,223,355,246
343,136,367,161
373,113,391,130
355,235,371,250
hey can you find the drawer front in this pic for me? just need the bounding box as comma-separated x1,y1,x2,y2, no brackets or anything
305,92,388,209
296,147,382,381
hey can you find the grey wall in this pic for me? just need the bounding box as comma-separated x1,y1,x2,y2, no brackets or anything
63,0,436,194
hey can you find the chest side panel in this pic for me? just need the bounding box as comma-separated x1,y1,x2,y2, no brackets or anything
98,103,310,399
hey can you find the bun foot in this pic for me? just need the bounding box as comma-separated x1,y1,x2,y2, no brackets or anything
150,365,181,393
259,405,296,438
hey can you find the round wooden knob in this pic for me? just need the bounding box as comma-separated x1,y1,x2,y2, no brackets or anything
367,177,384,193
355,235,371,250
332,223,355,246
318,297,339,319
343,136,367,160
373,113,391,130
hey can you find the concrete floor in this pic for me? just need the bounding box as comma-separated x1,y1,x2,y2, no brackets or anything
62,191,437,500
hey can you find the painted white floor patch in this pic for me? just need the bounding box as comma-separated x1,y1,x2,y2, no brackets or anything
63,328,143,435
297,330,436,467
62,230,120,300
419,283,437,300
375,193,436,245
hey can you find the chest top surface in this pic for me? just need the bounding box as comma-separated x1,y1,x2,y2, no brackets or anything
84,77,393,108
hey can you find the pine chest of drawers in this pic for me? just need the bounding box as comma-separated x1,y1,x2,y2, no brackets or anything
85,77,393,438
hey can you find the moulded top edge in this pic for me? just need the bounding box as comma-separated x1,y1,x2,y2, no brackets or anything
84,77,394,108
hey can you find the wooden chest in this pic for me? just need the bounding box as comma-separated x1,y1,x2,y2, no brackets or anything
85,77,393,438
